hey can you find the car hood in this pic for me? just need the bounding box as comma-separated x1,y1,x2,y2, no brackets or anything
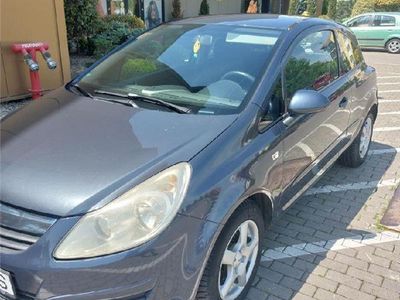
0,88,237,217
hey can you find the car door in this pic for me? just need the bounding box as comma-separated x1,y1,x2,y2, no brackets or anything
367,15,398,47
336,30,373,137
278,29,351,210
347,15,374,47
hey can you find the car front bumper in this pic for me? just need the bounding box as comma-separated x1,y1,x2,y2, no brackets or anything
0,214,219,300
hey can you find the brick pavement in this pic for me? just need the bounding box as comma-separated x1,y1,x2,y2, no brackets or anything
247,50,400,300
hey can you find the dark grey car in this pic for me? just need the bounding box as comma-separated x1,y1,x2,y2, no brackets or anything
0,14,377,300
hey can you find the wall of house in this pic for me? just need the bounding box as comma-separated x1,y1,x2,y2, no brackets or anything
163,0,243,21
0,0,70,102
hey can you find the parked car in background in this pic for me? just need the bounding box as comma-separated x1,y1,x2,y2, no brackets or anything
344,12,400,53
0,14,378,300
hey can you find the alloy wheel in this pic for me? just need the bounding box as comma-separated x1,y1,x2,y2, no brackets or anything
359,116,372,159
387,39,400,53
218,220,259,300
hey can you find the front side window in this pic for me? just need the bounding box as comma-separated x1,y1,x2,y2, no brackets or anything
79,24,282,115
263,75,283,122
373,15,396,26
336,31,356,74
348,15,372,27
285,31,339,100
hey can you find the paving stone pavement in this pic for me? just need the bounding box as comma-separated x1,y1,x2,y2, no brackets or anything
246,50,400,300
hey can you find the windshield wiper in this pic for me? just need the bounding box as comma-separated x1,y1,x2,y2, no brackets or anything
92,90,138,108
69,83,94,99
94,90,190,114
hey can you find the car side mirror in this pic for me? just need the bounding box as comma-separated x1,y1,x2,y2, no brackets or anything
288,89,330,115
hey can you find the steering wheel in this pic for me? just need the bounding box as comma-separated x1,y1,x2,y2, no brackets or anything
221,71,255,90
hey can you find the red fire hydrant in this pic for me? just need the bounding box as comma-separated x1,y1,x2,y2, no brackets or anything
11,42,57,99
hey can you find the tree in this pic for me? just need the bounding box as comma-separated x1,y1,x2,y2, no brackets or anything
171,0,183,19
327,0,337,19
375,0,400,11
351,0,375,16
305,0,317,15
335,0,354,21
288,0,299,14
199,0,210,15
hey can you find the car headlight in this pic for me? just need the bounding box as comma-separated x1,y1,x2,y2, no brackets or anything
54,163,191,259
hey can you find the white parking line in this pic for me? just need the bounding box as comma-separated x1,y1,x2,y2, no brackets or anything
377,76,400,79
369,148,400,155
261,231,400,262
304,179,400,196
378,82,400,86
379,90,400,94
378,111,400,115
374,127,400,132
379,99,400,103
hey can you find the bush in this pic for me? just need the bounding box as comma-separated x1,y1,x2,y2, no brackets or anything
351,0,375,16
322,0,329,14
171,0,183,19
92,21,144,58
102,15,145,29
64,0,99,54
375,0,400,11
199,0,210,15
121,59,157,79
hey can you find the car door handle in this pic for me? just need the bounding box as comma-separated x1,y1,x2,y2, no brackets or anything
339,97,348,108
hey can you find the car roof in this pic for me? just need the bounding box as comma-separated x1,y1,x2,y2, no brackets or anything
169,14,335,31
355,12,400,17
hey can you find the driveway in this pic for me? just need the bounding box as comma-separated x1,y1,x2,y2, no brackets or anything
248,50,400,300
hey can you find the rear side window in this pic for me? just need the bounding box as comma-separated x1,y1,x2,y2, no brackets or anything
285,31,339,100
373,15,396,26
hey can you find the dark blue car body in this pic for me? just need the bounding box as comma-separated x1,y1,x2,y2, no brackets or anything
0,14,377,299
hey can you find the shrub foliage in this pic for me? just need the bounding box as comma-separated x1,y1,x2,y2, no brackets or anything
199,0,210,15
327,0,337,19
65,0,99,54
351,0,375,16
171,0,183,19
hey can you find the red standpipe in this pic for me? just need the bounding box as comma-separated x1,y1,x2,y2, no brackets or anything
11,42,56,100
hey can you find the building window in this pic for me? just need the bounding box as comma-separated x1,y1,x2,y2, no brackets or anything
107,0,136,15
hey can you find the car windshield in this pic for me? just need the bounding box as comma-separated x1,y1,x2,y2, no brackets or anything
78,24,282,115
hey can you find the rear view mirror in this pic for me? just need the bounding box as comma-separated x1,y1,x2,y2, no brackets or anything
288,89,330,115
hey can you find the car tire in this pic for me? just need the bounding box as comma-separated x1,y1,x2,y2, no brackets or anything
386,38,400,54
339,112,374,168
196,201,264,300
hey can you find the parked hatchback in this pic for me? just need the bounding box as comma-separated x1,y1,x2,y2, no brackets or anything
344,12,400,53
0,15,377,300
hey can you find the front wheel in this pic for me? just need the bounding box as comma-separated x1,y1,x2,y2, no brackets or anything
386,38,400,54
196,202,264,300
339,112,374,168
